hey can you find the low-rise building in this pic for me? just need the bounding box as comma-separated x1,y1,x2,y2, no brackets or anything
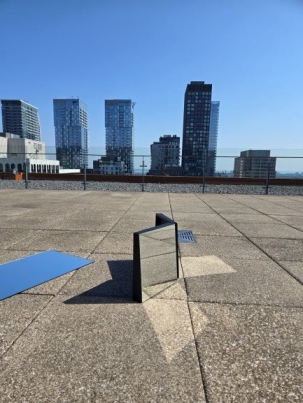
0,132,59,173
93,155,126,175
234,150,276,178
148,135,180,175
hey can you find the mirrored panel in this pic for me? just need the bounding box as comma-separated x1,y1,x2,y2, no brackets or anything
0,250,93,301
133,219,178,303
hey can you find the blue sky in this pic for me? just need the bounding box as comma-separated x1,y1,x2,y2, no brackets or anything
1,0,303,152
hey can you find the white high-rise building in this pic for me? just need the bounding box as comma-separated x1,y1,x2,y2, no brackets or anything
1,100,41,142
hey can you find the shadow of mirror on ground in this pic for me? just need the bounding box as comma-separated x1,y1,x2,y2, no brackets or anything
64,260,133,304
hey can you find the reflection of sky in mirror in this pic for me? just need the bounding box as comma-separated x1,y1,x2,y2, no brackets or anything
140,226,176,259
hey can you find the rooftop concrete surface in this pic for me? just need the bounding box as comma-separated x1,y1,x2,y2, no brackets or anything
0,189,302,402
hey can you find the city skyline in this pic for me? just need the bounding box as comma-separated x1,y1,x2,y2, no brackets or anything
1,0,302,151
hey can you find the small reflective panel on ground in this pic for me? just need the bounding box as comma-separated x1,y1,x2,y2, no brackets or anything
0,250,93,301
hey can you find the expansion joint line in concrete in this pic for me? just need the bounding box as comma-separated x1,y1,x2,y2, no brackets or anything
249,194,303,215
226,193,303,230
179,256,210,403
89,194,142,255
187,299,303,309
0,294,53,359
201,196,303,287
220,194,303,286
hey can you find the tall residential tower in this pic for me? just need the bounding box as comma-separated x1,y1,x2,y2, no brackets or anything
181,81,219,176
53,99,88,169
1,100,41,141
105,99,135,174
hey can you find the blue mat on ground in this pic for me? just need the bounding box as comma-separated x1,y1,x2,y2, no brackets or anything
0,250,93,301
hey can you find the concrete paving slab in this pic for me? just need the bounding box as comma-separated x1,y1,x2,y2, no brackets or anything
32,205,87,215
82,190,138,198
81,200,137,211
256,198,303,211
179,235,268,260
177,219,242,236
0,250,36,264
53,217,120,231
123,211,165,220
169,196,212,212
280,261,303,284
231,203,301,216
205,207,259,215
128,205,172,213
197,196,258,212
232,222,303,239
170,205,214,214
94,231,133,254
270,214,303,227
22,272,76,295
183,258,303,306
221,196,303,215
130,195,169,203
91,202,134,213
9,229,107,253
189,303,303,403
221,213,280,224
182,256,237,278
111,219,156,233
153,278,188,300
11,200,87,211
1,190,303,403
0,296,206,403
0,215,70,230
251,237,303,261
0,229,38,250
0,294,51,355
0,206,31,217
172,212,220,221
59,253,133,299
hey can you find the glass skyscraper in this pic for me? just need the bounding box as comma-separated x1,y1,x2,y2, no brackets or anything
1,100,41,141
53,99,88,169
181,81,219,176
208,101,220,176
105,99,134,174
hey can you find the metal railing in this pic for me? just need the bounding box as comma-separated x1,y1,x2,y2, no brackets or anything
0,148,303,194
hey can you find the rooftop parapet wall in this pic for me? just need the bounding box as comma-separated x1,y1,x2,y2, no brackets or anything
1,172,303,186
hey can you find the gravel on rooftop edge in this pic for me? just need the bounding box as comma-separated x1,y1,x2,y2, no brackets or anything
0,179,303,195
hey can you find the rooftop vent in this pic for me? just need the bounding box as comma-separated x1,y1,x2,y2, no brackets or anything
178,230,196,243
